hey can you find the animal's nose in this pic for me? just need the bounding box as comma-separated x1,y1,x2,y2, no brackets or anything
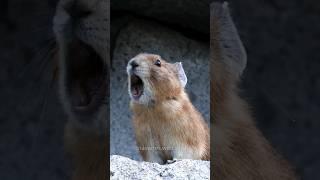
130,60,139,69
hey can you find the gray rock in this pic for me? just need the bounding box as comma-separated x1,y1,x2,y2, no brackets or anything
110,155,210,180
110,19,210,160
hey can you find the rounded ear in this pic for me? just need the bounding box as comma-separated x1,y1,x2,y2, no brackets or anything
211,2,247,77
173,62,188,88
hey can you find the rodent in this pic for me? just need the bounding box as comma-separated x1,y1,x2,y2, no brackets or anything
211,2,297,179
53,0,108,179
127,53,210,164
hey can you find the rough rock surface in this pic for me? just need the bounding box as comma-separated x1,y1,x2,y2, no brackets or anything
110,19,210,160
110,155,210,180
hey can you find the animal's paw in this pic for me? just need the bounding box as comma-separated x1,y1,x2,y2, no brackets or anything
166,159,182,164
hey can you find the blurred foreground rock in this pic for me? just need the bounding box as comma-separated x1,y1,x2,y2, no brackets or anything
110,155,210,180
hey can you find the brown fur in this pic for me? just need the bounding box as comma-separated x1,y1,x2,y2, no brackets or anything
129,54,210,163
211,2,297,179
64,122,106,180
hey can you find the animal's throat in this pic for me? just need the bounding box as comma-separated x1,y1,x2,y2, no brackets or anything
130,74,144,100
65,39,106,114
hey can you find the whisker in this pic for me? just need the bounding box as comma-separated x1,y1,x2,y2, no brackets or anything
134,70,149,74
260,88,298,126
18,43,56,107
30,67,56,154
30,26,53,34
15,38,56,83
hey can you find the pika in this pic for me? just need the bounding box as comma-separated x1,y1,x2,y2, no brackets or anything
127,53,210,164
211,2,297,179
53,0,108,179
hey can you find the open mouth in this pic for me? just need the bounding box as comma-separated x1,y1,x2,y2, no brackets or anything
65,39,107,115
130,74,143,100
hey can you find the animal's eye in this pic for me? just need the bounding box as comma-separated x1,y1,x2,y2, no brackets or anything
154,59,161,67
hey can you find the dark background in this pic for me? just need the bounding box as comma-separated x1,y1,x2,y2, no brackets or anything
0,0,69,179
0,0,319,179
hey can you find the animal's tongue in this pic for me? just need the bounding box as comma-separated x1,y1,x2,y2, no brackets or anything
133,87,139,96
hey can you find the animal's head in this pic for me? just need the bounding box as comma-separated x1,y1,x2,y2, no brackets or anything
53,0,109,133
127,53,187,105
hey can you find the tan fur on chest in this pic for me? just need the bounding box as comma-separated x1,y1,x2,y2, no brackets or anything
131,91,210,163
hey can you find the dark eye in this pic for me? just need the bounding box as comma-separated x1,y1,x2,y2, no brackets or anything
154,59,161,67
